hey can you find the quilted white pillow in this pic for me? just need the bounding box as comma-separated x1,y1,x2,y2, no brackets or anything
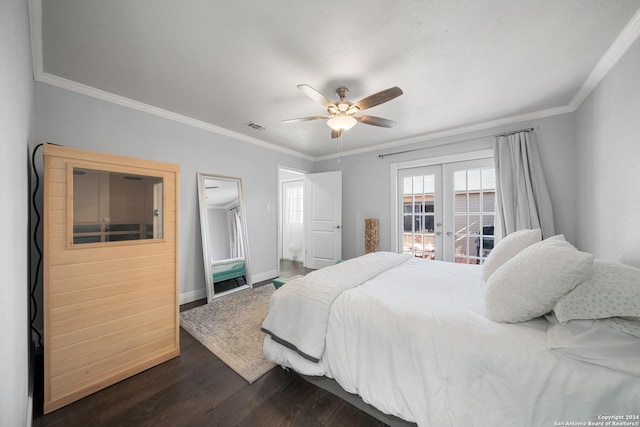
482,228,541,282
485,239,594,323
553,259,640,323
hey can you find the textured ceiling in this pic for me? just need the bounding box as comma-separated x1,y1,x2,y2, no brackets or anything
35,0,640,159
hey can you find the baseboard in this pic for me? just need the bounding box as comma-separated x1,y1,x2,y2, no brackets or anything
179,288,207,305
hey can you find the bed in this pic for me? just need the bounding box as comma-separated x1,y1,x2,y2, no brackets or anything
261,233,640,426
211,257,246,285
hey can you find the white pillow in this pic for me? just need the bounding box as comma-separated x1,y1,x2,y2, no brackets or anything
485,239,594,323
544,234,566,243
553,259,640,323
482,228,541,282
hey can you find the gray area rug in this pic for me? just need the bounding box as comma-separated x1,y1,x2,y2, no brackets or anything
180,285,276,383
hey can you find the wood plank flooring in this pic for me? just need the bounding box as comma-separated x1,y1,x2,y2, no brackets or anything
33,261,386,426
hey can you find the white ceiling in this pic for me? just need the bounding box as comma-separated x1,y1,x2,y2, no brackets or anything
32,1,640,159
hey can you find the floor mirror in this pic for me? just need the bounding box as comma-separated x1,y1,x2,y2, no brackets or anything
197,173,252,302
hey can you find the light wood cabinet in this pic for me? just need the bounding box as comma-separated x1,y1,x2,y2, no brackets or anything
43,144,180,413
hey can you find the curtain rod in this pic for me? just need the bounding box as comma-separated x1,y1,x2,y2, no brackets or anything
378,127,535,159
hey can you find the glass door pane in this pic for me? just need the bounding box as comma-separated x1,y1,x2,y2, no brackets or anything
398,166,442,260
444,159,496,264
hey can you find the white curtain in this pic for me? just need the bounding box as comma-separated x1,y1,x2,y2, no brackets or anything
283,181,304,261
228,207,245,258
494,131,555,239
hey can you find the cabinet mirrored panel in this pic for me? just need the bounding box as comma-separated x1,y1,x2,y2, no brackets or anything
197,173,252,302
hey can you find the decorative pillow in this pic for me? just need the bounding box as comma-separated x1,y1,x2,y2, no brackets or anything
482,229,541,282
485,239,594,323
544,234,566,243
553,259,640,323
547,315,640,377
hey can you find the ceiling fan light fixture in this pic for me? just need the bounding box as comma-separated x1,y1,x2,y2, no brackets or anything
327,115,357,131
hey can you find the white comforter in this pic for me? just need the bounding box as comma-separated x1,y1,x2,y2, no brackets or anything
263,257,640,426
262,252,411,362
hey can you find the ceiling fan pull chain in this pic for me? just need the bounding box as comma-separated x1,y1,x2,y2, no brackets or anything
338,133,343,162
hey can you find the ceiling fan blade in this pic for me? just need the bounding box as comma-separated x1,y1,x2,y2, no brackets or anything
297,84,335,108
282,115,330,124
354,86,403,111
356,115,397,128
331,129,342,139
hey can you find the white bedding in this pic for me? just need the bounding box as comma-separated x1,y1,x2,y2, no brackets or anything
263,257,640,426
261,252,411,362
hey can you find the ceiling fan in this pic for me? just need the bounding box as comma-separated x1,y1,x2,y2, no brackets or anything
283,84,403,138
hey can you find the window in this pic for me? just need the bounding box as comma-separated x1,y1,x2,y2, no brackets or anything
72,167,163,245
285,184,304,224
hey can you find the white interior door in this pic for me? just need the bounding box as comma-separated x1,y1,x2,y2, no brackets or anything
304,171,342,269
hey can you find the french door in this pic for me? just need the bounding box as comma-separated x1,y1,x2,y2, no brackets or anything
397,157,496,264
398,165,442,260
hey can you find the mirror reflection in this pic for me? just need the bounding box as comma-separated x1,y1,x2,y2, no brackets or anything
197,173,252,302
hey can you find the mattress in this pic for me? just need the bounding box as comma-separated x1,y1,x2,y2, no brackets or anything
263,257,640,426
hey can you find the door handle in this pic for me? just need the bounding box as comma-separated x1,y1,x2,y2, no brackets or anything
334,225,341,229
446,231,453,237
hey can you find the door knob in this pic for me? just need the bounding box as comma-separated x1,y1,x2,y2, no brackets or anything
446,231,453,236
334,225,341,229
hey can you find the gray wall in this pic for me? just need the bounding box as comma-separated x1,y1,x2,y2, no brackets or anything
315,113,578,260
1,0,33,424
575,35,640,267
32,83,314,304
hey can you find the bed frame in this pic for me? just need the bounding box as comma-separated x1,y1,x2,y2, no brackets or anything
298,373,416,427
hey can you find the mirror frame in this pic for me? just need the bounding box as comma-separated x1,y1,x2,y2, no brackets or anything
197,172,252,302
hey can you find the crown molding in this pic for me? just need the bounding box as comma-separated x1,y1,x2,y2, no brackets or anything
314,105,573,161
36,73,317,161
28,0,640,163
320,6,640,162
569,6,640,110
28,3,315,161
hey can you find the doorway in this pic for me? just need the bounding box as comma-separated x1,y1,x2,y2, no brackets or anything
277,167,343,273
278,167,305,272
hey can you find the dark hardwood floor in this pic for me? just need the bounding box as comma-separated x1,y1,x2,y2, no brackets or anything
33,261,386,427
